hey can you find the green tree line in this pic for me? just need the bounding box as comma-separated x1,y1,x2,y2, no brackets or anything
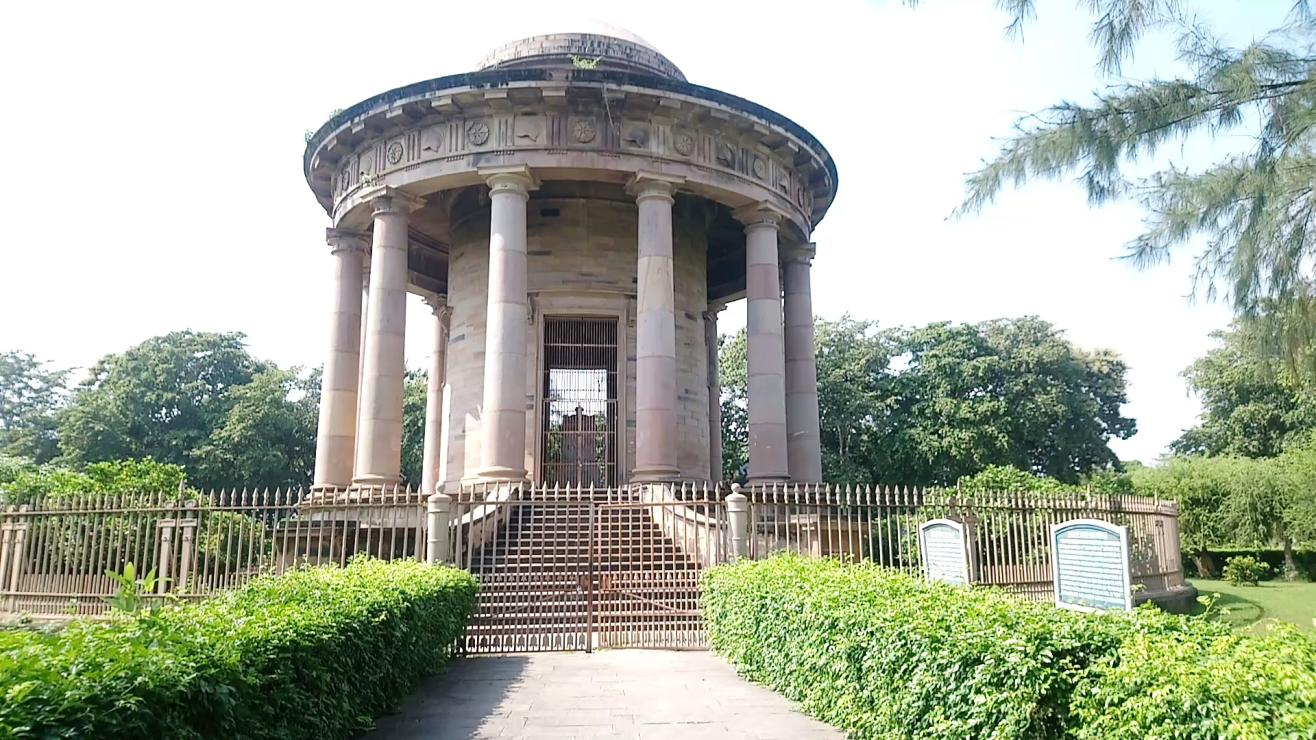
0,331,432,493
719,315,1136,486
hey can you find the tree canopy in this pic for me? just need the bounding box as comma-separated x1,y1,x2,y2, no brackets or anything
957,1,1316,368
0,351,68,463
1,332,322,491
1172,326,1316,457
719,315,1135,485
189,367,320,490
57,331,266,470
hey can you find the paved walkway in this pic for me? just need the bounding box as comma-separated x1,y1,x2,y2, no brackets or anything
362,650,844,740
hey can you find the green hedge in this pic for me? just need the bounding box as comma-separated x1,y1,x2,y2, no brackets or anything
1183,547,1316,580
704,555,1316,739
0,557,477,739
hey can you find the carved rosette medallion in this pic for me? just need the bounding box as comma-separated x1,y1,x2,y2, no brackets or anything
386,141,404,164
466,121,490,146
751,156,766,180
673,130,695,157
572,119,596,143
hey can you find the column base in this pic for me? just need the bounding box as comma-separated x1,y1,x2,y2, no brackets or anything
630,466,680,482
476,465,527,482
747,476,791,488
351,474,405,489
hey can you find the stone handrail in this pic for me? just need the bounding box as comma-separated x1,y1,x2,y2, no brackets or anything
638,484,728,568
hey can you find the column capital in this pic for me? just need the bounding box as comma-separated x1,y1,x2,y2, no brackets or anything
783,242,817,266
702,302,727,322
626,171,685,202
479,165,540,197
359,185,426,215
732,201,787,230
325,228,369,256
422,293,450,320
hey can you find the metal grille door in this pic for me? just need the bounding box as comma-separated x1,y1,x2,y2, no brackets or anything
452,484,728,653
540,317,619,487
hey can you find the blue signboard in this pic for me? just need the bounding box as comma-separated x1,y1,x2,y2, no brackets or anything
1050,519,1131,612
918,519,970,587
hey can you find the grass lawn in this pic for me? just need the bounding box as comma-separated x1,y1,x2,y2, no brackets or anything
1188,578,1316,634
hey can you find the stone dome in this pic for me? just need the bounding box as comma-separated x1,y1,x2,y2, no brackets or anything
475,26,686,82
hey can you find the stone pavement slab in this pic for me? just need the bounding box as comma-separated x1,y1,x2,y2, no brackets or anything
360,650,844,740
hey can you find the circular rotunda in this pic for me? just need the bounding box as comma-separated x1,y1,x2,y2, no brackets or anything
302,30,838,492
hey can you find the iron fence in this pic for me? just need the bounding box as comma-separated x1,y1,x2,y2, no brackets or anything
0,482,1187,622
743,484,1184,602
0,487,426,617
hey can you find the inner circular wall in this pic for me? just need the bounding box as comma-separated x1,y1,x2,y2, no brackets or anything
442,186,711,488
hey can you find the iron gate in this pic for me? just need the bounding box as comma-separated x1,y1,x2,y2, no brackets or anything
540,317,619,487
452,484,728,653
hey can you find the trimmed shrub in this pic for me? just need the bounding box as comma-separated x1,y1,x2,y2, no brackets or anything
0,557,477,739
1223,554,1271,586
1183,547,1316,580
1071,626,1316,738
704,555,1316,739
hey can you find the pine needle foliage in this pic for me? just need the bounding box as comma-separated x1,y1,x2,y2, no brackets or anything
954,1,1316,369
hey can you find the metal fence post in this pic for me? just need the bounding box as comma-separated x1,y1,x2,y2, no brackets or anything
427,492,452,565
727,484,749,560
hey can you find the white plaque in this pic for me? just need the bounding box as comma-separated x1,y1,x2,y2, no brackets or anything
918,519,971,587
1050,519,1131,612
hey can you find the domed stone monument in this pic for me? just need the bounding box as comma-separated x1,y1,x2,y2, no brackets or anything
302,29,838,492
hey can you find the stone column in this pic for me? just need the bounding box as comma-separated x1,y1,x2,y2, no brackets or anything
477,166,539,481
704,305,725,481
627,172,685,481
312,229,368,490
734,203,789,483
354,271,369,472
353,186,424,487
420,295,449,495
783,244,823,482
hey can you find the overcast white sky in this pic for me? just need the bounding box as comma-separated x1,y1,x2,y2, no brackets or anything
0,1,1286,463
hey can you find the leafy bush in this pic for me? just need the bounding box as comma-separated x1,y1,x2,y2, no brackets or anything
1182,547,1316,580
704,555,1316,739
0,557,477,738
1070,625,1316,738
0,456,35,486
0,457,187,504
1222,555,1271,586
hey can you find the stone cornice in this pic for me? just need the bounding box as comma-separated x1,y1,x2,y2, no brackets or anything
304,71,836,233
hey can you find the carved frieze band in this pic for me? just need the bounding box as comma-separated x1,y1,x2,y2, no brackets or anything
329,107,827,222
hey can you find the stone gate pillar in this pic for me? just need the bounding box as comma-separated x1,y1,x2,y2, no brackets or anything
734,203,790,483
783,244,823,482
628,172,684,481
420,295,449,495
477,166,539,481
353,186,424,487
